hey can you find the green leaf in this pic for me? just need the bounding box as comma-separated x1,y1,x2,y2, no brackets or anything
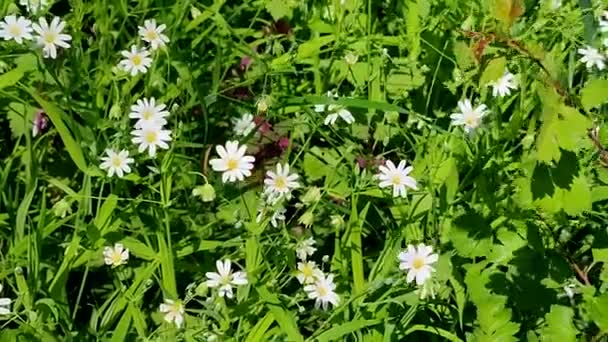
121,237,158,261
6,102,31,138
453,41,476,70
265,0,297,20
585,292,608,332
25,89,89,174
480,57,506,86
246,313,275,342
541,305,577,342
562,177,591,215
257,287,303,342
303,152,329,181
0,55,37,90
581,79,608,112
406,0,421,59
315,319,383,342
296,35,335,59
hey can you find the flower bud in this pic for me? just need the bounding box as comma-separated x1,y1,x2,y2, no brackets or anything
193,184,216,202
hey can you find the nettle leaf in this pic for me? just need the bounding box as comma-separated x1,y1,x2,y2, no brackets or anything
447,214,493,258
487,229,526,264
6,102,32,138
541,305,578,341
581,79,608,112
453,41,476,70
480,57,506,86
562,176,592,215
490,0,524,26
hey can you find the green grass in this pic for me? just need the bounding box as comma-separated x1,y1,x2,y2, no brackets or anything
1,0,608,340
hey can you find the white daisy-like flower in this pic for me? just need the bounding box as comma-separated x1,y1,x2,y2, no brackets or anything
377,160,418,198
209,141,255,183
488,71,517,97
296,261,324,284
159,299,185,328
578,46,606,70
32,17,72,59
398,244,439,286
131,124,172,158
296,237,317,261
138,19,169,50
264,163,300,203
103,243,129,267
233,113,256,136
449,99,488,134
99,149,134,178
0,284,11,315
129,97,170,129
0,16,33,44
303,274,340,310
19,0,48,14
314,91,355,126
119,45,153,76
323,105,355,125
205,259,248,299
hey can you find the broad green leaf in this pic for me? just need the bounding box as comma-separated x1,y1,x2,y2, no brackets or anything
480,57,506,85
95,194,118,232
297,35,335,59
246,313,275,342
490,0,523,25
581,79,608,112
453,41,476,70
0,55,37,90
541,305,577,341
585,292,608,332
265,0,297,20
562,177,591,215
6,102,31,138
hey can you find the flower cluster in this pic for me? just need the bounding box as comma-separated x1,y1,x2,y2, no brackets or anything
0,14,71,59
118,19,168,76
295,237,340,310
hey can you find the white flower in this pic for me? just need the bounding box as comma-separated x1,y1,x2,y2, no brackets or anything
377,160,418,198
578,46,606,70
233,113,256,136
344,51,358,65
296,261,323,284
209,141,255,183
257,206,287,228
314,91,355,126
32,17,71,59
103,243,129,267
449,99,488,133
99,149,134,178
129,97,170,129
119,45,153,76
138,19,169,50
205,259,248,298
0,16,33,44
264,163,300,202
296,237,317,261
0,284,11,315
322,105,355,125
159,299,185,328
398,244,439,286
19,0,48,14
304,274,340,310
131,124,172,157
488,71,517,97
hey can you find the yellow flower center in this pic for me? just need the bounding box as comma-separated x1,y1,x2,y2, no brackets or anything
412,257,425,270
111,156,123,167
317,285,328,297
111,251,123,265
227,159,238,170
275,176,287,189
142,110,153,120
43,32,57,44
144,131,157,144
391,175,401,185
145,30,158,40
464,116,478,127
8,25,22,37
302,265,314,277
131,54,142,66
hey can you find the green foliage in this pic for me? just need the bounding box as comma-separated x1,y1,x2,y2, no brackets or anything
1,0,607,340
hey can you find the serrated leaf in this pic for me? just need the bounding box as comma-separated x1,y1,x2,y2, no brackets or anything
453,41,476,70
562,177,591,215
480,57,507,85
121,237,158,261
6,102,30,138
585,292,608,332
581,79,608,112
265,0,297,20
541,305,577,342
